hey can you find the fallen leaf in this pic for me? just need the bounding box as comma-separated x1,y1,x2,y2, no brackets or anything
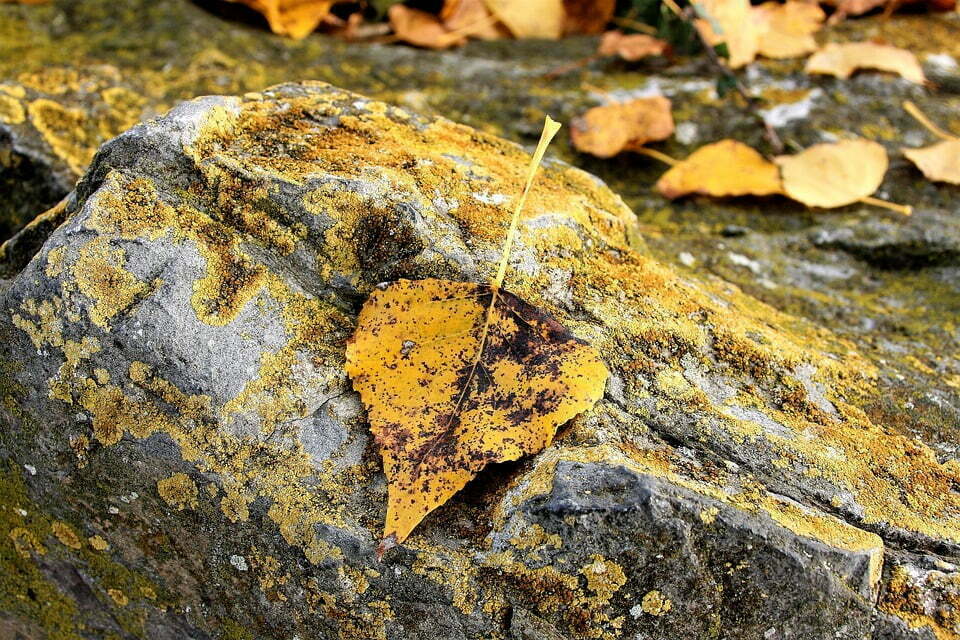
753,1,825,59
819,0,955,18
563,0,616,35
694,0,760,69
775,139,888,208
656,139,783,199
571,97,674,158
346,117,607,551
440,0,509,40
345,280,608,548
389,5,466,49
228,0,337,39
901,100,960,185
484,0,564,39
903,141,960,185
805,42,925,84
597,31,670,61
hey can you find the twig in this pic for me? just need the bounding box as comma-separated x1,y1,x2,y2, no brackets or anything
681,6,783,154
634,147,680,166
859,196,912,216
903,100,958,141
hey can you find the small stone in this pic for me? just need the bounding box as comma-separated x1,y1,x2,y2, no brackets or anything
678,252,695,267
230,555,248,571
23,464,36,475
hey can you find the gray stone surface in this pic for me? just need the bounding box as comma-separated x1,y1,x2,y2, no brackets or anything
2,82,959,639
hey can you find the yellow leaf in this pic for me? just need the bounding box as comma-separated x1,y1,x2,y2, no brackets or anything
693,0,760,69
775,139,888,208
440,0,510,40
389,5,466,49
227,0,336,39
805,42,926,85
655,139,783,199
483,0,564,39
570,97,674,159
346,116,607,551
903,140,960,185
345,280,608,548
752,1,824,60
597,31,669,61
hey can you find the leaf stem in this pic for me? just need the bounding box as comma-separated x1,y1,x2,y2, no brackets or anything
859,196,912,216
634,147,680,166
493,116,562,290
902,100,957,142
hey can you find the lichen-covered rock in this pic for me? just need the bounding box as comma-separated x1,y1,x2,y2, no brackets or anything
2,82,960,639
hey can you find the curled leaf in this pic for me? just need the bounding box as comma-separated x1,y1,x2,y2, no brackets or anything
571,97,674,159
805,42,925,84
753,1,824,59
227,0,336,39
656,139,782,199
440,0,509,40
694,0,760,69
389,5,466,49
483,0,564,39
903,140,960,185
345,279,608,548
775,139,888,208
597,31,670,61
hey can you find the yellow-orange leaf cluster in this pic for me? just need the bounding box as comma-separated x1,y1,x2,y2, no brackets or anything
805,42,926,84
571,97,674,158
345,280,608,549
694,0,824,68
655,138,908,213
227,0,336,39
753,1,825,59
656,140,782,199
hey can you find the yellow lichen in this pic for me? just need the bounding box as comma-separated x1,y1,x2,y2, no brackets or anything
51,521,82,550
28,98,96,175
581,555,627,605
107,588,128,607
0,93,24,124
219,488,250,523
88,535,109,551
72,237,151,329
641,589,672,616
156,473,199,511
9,526,46,558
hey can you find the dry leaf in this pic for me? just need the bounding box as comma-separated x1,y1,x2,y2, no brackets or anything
346,116,606,551
440,0,509,40
228,0,336,39
571,97,674,158
775,139,888,208
656,140,783,199
345,280,608,548
753,1,825,59
389,5,466,49
820,0,954,18
903,140,960,185
484,0,564,39
563,0,616,35
597,31,670,61
805,42,925,84
694,0,760,69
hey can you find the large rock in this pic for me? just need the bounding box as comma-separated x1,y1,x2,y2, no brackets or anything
2,82,959,639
